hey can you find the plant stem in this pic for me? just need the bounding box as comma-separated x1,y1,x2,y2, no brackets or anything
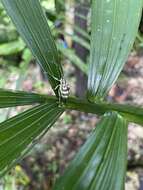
4,90,142,125
62,97,143,125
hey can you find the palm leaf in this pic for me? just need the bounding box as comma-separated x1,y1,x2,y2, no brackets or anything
0,89,55,108
53,111,127,190
0,102,64,177
88,0,143,101
1,0,63,96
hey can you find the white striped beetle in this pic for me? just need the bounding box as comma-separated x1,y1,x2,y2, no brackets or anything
54,77,70,101
59,78,70,99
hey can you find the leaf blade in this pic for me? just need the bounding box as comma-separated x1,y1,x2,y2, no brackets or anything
0,89,55,108
0,102,64,177
88,0,143,101
53,112,128,190
1,0,63,95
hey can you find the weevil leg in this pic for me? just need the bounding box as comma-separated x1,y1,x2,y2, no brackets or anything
58,88,63,106
54,84,60,90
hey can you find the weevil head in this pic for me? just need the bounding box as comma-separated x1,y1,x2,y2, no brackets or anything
61,78,66,85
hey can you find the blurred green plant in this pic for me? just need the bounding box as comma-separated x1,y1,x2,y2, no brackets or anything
1,165,29,190
0,1,142,190
135,32,143,49
63,113,72,125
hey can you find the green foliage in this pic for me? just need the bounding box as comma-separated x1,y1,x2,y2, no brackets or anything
2,166,29,190
0,89,51,108
0,102,63,176
64,97,143,126
0,89,143,125
55,0,65,14
2,0,63,96
53,112,127,190
0,26,18,44
58,44,88,74
136,32,143,48
45,0,90,72
0,38,25,56
0,0,142,190
88,0,143,101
